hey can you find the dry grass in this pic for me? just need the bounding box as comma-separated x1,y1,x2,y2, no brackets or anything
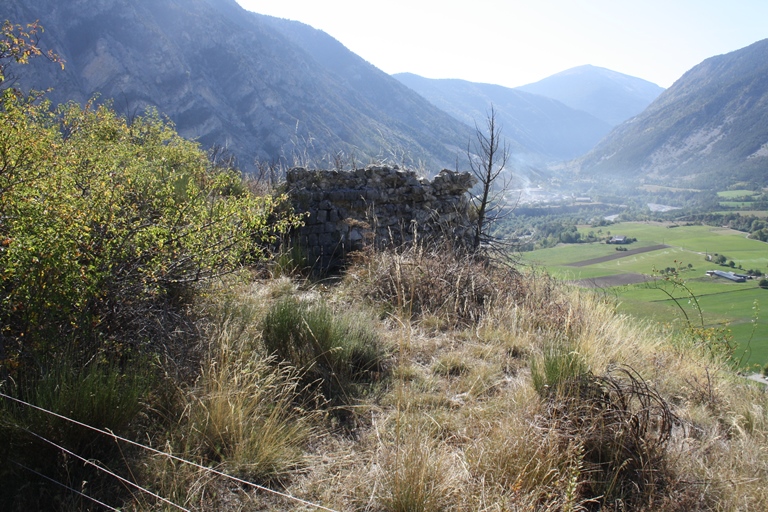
129,281,317,509
344,243,522,327
118,248,768,511
375,427,467,512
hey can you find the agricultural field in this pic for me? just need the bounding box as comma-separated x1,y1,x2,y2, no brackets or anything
717,189,759,199
519,221,768,370
714,210,768,217
717,189,767,209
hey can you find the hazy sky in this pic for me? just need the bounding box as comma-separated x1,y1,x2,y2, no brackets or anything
234,0,767,89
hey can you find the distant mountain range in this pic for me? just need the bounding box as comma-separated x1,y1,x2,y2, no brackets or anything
393,73,613,163
4,0,765,189
0,0,474,172
1,0,669,176
517,65,665,126
393,66,664,166
574,39,768,187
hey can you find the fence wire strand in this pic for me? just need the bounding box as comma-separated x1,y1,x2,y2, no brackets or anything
0,391,339,512
23,427,191,511
12,460,121,512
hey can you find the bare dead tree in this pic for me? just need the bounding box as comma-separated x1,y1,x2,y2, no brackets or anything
467,105,512,251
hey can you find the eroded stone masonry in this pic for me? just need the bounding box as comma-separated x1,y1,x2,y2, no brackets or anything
286,165,477,271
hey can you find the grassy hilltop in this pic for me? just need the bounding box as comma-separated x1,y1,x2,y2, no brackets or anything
7,246,768,511
2,21,768,512
0,96,766,512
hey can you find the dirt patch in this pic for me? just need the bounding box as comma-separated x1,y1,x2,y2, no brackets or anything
566,244,670,267
571,273,653,288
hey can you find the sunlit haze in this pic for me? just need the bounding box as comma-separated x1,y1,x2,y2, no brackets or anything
234,0,768,88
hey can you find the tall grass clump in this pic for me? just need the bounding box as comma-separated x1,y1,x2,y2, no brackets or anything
260,296,388,404
187,356,310,481
135,298,316,509
269,237,310,278
376,430,463,512
0,358,153,510
136,357,312,510
186,294,313,482
531,338,589,398
346,242,522,327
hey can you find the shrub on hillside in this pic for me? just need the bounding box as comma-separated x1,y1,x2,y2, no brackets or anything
537,365,677,508
0,46,302,505
0,95,302,375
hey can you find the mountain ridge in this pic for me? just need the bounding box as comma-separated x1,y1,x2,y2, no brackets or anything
573,39,768,187
393,72,613,164
0,0,475,172
517,64,665,126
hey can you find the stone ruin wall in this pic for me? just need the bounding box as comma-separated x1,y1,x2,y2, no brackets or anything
286,165,477,271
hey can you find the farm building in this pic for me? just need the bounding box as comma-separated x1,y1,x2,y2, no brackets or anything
608,235,628,244
708,270,747,282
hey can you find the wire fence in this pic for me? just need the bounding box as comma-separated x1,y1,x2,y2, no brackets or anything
12,461,122,512
0,391,338,512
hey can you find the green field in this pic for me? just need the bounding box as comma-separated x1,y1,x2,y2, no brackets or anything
714,210,768,217
720,201,758,208
520,222,768,370
717,189,759,199
716,189,767,209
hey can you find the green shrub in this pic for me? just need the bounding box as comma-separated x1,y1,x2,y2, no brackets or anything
260,297,387,403
0,92,302,375
758,278,768,289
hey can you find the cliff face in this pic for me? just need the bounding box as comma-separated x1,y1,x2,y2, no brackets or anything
1,0,474,171
287,166,476,271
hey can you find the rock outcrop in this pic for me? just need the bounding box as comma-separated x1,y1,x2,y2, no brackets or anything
286,165,477,271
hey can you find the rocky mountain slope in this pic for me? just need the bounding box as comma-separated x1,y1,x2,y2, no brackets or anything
574,40,768,187
517,65,664,126
393,73,613,163
0,0,475,172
